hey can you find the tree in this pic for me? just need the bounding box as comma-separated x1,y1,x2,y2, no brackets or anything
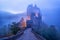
47,25,57,40
10,22,20,35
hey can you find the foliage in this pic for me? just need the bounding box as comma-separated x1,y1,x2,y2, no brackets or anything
32,24,58,40
38,25,58,40
10,22,20,35
46,25,58,40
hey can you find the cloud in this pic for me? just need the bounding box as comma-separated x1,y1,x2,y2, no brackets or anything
0,0,60,14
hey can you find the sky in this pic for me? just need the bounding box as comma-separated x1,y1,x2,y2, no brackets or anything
0,0,60,14
0,0,60,27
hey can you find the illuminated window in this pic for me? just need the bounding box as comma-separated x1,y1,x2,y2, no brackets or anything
26,16,31,20
35,13,38,17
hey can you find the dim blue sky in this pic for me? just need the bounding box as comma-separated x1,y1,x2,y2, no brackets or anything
0,0,60,27
0,0,60,14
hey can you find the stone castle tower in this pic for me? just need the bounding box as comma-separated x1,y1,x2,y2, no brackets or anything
27,4,42,28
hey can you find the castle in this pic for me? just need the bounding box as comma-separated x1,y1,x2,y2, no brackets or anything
18,4,42,29
26,4,42,28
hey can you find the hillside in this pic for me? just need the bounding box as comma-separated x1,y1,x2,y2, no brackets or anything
0,11,26,26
